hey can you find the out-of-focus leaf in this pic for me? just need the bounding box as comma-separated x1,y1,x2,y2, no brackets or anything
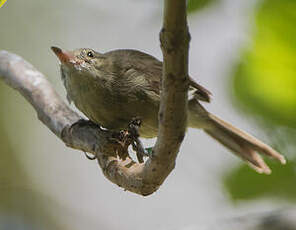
187,0,216,13
225,0,296,201
232,0,296,128
223,159,296,201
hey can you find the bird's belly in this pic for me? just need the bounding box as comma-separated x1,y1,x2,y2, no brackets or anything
66,77,159,137
90,99,159,138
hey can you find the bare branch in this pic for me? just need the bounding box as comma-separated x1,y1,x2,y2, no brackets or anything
0,0,189,196
0,0,188,197
153,0,189,173
0,51,144,195
0,51,80,136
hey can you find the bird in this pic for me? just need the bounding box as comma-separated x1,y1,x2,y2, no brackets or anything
51,46,286,174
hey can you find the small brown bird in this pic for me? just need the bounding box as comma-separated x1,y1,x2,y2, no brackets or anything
51,46,286,174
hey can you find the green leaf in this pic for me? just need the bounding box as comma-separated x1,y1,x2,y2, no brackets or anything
232,0,296,128
226,0,296,202
223,159,296,201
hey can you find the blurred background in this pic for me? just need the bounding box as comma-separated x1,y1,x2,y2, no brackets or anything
0,0,295,229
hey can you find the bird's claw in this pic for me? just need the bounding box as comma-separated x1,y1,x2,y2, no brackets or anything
69,119,100,160
127,117,150,163
84,151,97,160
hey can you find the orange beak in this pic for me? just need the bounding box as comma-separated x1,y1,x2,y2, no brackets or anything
51,46,75,64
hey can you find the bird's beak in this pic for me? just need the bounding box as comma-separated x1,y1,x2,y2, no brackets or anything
51,46,75,64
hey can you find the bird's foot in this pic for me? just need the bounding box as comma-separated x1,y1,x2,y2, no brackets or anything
84,151,97,160
127,117,150,163
110,117,149,163
70,119,100,160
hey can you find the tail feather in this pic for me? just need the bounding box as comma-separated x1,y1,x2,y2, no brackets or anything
188,99,286,174
205,113,286,174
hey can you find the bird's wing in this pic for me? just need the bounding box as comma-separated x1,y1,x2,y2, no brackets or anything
105,49,211,102
188,77,212,102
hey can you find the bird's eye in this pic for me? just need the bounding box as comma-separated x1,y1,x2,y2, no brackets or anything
87,51,94,58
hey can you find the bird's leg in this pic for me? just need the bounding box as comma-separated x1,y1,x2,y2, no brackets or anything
110,118,146,162
69,119,149,163
127,117,150,163
107,129,131,160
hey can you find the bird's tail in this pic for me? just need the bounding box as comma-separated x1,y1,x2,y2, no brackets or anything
188,100,286,174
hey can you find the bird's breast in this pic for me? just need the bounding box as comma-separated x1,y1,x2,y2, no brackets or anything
63,72,160,136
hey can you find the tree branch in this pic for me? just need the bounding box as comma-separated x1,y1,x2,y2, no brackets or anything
0,0,189,196
153,0,189,178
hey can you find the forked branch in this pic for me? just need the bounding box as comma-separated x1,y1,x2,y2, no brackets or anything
0,0,189,196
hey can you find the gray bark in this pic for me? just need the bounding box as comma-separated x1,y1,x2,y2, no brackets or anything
0,0,189,197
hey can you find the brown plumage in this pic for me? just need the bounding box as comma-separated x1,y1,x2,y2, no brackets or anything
51,47,286,174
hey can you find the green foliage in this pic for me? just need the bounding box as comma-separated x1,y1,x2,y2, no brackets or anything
224,159,296,201
232,0,296,128
225,0,296,201
187,0,216,13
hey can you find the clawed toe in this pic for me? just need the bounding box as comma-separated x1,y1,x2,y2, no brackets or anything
70,119,101,160
70,118,150,163
84,151,97,160
127,117,148,163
